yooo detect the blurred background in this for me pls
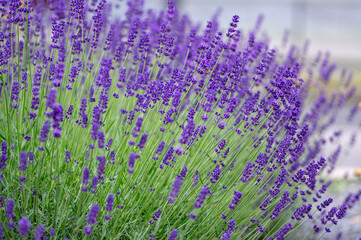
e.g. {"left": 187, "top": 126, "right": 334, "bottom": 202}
{"left": 142, "top": 0, "right": 361, "bottom": 72}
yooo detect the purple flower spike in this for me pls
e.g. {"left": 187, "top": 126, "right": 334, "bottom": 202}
{"left": 229, "top": 191, "right": 243, "bottom": 210}
{"left": 98, "top": 131, "right": 105, "bottom": 149}
{"left": 46, "top": 89, "right": 57, "bottom": 109}
{"left": 91, "top": 176, "right": 98, "bottom": 194}
{"left": 84, "top": 224, "right": 92, "bottom": 235}
{"left": 96, "top": 156, "right": 106, "bottom": 179}
{"left": 132, "top": 117, "right": 143, "bottom": 137}
{"left": 19, "top": 152, "right": 27, "bottom": 172}
{"left": 50, "top": 227, "right": 55, "bottom": 237}
{"left": 87, "top": 204, "right": 100, "bottom": 225}
{"left": 35, "top": 225, "right": 45, "bottom": 240}
{"left": 106, "top": 194, "right": 115, "bottom": 212}
{"left": 39, "top": 120, "right": 50, "bottom": 142}
{"left": 65, "top": 150, "right": 70, "bottom": 163}
{"left": 0, "top": 223, "right": 3, "bottom": 239}
{"left": 138, "top": 133, "right": 148, "bottom": 149}
{"left": 106, "top": 138, "right": 113, "bottom": 151}
{"left": 18, "top": 217, "right": 31, "bottom": 237}
{"left": 194, "top": 186, "right": 211, "bottom": 209}
{"left": 155, "top": 141, "right": 166, "bottom": 156}
{"left": 168, "top": 229, "right": 178, "bottom": 240}
{"left": 8, "top": 222, "right": 15, "bottom": 229}
{"left": 168, "top": 175, "right": 183, "bottom": 204}
{"left": 210, "top": 165, "right": 221, "bottom": 183}
{"left": 82, "top": 167, "right": 90, "bottom": 192}
{"left": 6, "top": 199, "right": 15, "bottom": 220}
{"left": 1, "top": 141, "right": 8, "bottom": 170}
{"left": 11, "top": 81, "right": 20, "bottom": 108}
{"left": 128, "top": 153, "right": 140, "bottom": 174}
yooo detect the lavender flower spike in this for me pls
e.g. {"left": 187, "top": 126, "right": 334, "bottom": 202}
{"left": 168, "top": 175, "right": 183, "bottom": 204}
{"left": 87, "top": 204, "right": 100, "bottom": 225}
{"left": 168, "top": 229, "right": 178, "bottom": 240}
{"left": 84, "top": 224, "right": 92, "bottom": 235}
{"left": 6, "top": 199, "right": 15, "bottom": 220}
{"left": 128, "top": 153, "right": 140, "bottom": 174}
{"left": 35, "top": 225, "right": 45, "bottom": 240}
{"left": 18, "top": 151, "right": 27, "bottom": 172}
{"left": 18, "top": 217, "right": 31, "bottom": 237}
{"left": 82, "top": 167, "right": 90, "bottom": 192}
{"left": 39, "top": 120, "right": 50, "bottom": 142}
{"left": 106, "top": 194, "right": 115, "bottom": 212}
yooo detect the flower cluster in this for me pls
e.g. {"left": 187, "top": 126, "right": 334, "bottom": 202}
{"left": 0, "top": 0, "right": 359, "bottom": 239}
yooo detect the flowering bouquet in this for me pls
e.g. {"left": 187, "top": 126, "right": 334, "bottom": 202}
{"left": 0, "top": 0, "right": 360, "bottom": 239}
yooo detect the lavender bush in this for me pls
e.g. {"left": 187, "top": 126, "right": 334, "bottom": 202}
{"left": 0, "top": 0, "right": 360, "bottom": 239}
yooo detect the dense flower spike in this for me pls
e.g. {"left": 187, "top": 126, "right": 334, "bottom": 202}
{"left": 106, "top": 194, "right": 115, "bottom": 212}
{"left": 0, "top": 141, "right": 8, "bottom": 170}
{"left": 168, "top": 229, "right": 178, "bottom": 240}
{"left": 90, "top": 176, "right": 99, "bottom": 194}
{"left": 19, "top": 152, "right": 27, "bottom": 172}
{"left": 194, "top": 186, "right": 212, "bottom": 209}
{"left": 6, "top": 199, "right": 15, "bottom": 220}
{"left": 0, "top": 0, "right": 359, "bottom": 239}
{"left": 138, "top": 133, "right": 148, "bottom": 149}
{"left": 34, "top": 225, "right": 45, "bottom": 240}
{"left": 128, "top": 153, "right": 140, "bottom": 174}
{"left": 87, "top": 204, "right": 100, "bottom": 225}
{"left": 132, "top": 117, "right": 143, "bottom": 137}
{"left": 82, "top": 167, "right": 90, "bottom": 192}
{"left": 39, "top": 120, "right": 50, "bottom": 142}
{"left": 96, "top": 156, "right": 106, "bottom": 179}
{"left": 168, "top": 174, "right": 184, "bottom": 204}
{"left": 105, "top": 194, "right": 115, "bottom": 220}
{"left": 18, "top": 217, "right": 31, "bottom": 237}
{"left": 229, "top": 191, "right": 243, "bottom": 210}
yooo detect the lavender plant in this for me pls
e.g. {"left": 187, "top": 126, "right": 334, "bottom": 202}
{"left": 0, "top": 0, "right": 360, "bottom": 239}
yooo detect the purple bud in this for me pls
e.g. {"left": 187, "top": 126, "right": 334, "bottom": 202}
{"left": 189, "top": 213, "right": 197, "bottom": 219}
